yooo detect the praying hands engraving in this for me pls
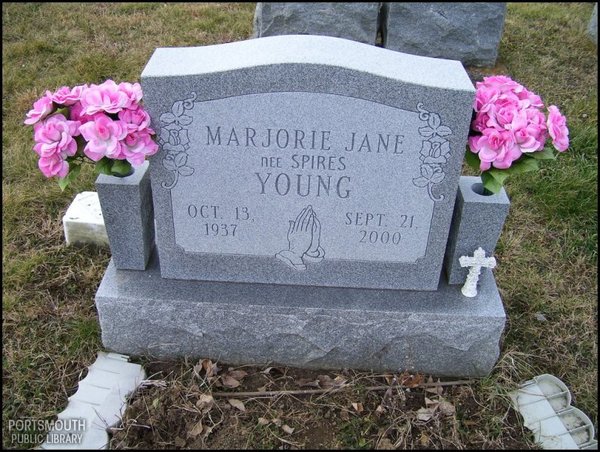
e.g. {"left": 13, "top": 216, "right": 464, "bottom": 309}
{"left": 276, "top": 205, "right": 325, "bottom": 271}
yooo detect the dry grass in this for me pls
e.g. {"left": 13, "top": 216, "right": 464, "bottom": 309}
{"left": 2, "top": 2, "right": 597, "bottom": 449}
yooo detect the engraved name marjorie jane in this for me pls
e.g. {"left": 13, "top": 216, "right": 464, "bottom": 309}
{"left": 200, "top": 124, "right": 406, "bottom": 199}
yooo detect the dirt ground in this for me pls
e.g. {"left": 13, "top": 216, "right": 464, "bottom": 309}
{"left": 109, "top": 360, "right": 536, "bottom": 449}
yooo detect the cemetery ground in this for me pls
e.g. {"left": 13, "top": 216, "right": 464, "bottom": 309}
{"left": 2, "top": 2, "right": 597, "bottom": 450}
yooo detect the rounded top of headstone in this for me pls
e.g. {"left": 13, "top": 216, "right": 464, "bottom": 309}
{"left": 142, "top": 35, "right": 474, "bottom": 92}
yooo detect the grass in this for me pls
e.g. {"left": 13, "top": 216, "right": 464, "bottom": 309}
{"left": 2, "top": 2, "right": 597, "bottom": 449}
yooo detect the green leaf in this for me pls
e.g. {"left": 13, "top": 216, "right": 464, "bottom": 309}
{"left": 487, "top": 168, "right": 510, "bottom": 184}
{"left": 110, "top": 159, "right": 134, "bottom": 177}
{"left": 481, "top": 171, "right": 503, "bottom": 194}
{"left": 464, "top": 150, "right": 481, "bottom": 170}
{"left": 94, "top": 157, "right": 113, "bottom": 175}
{"left": 527, "top": 147, "right": 557, "bottom": 160}
{"left": 57, "top": 164, "right": 81, "bottom": 191}
{"left": 509, "top": 156, "right": 540, "bottom": 174}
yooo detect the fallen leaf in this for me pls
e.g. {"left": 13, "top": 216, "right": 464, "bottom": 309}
{"left": 333, "top": 375, "right": 348, "bottom": 386}
{"left": 258, "top": 417, "right": 270, "bottom": 426}
{"left": 175, "top": 437, "right": 186, "bottom": 448}
{"left": 318, "top": 374, "right": 346, "bottom": 389}
{"left": 425, "top": 376, "right": 441, "bottom": 395}
{"left": 282, "top": 425, "right": 295, "bottom": 434}
{"left": 399, "top": 372, "right": 424, "bottom": 388}
{"left": 296, "top": 378, "right": 320, "bottom": 388}
{"left": 201, "top": 359, "right": 219, "bottom": 378}
{"left": 419, "top": 432, "right": 430, "bottom": 446}
{"left": 228, "top": 398, "right": 246, "bottom": 412}
{"left": 227, "top": 370, "right": 248, "bottom": 380}
{"left": 221, "top": 375, "right": 241, "bottom": 388}
{"left": 352, "top": 402, "right": 364, "bottom": 413}
{"left": 424, "top": 397, "right": 438, "bottom": 408}
{"left": 317, "top": 375, "right": 334, "bottom": 388}
{"left": 261, "top": 367, "right": 283, "bottom": 375}
{"left": 439, "top": 400, "right": 456, "bottom": 416}
{"left": 417, "top": 407, "right": 436, "bottom": 422}
{"left": 196, "top": 394, "right": 214, "bottom": 414}
{"left": 187, "top": 421, "right": 204, "bottom": 439}
{"left": 376, "top": 438, "right": 395, "bottom": 450}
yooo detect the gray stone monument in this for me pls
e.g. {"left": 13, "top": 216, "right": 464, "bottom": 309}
{"left": 253, "top": 3, "right": 381, "bottom": 45}
{"left": 588, "top": 4, "right": 597, "bottom": 45}
{"left": 95, "top": 35, "right": 509, "bottom": 377}
{"left": 382, "top": 3, "right": 507, "bottom": 67}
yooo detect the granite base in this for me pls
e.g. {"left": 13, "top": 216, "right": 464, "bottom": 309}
{"left": 95, "top": 251, "right": 506, "bottom": 377}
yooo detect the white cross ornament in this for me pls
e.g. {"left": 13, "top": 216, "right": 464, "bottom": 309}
{"left": 459, "top": 247, "right": 496, "bottom": 297}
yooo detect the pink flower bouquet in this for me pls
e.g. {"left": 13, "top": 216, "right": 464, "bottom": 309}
{"left": 24, "top": 80, "right": 158, "bottom": 190}
{"left": 466, "top": 75, "right": 569, "bottom": 194}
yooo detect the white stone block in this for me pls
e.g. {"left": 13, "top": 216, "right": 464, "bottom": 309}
{"left": 62, "top": 192, "right": 108, "bottom": 246}
{"left": 40, "top": 352, "right": 146, "bottom": 450}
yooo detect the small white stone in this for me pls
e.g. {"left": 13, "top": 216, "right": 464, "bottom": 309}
{"left": 40, "top": 352, "right": 145, "bottom": 450}
{"left": 62, "top": 192, "right": 108, "bottom": 246}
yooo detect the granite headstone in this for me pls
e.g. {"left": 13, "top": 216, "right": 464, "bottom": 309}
{"left": 382, "top": 3, "right": 507, "bottom": 67}
{"left": 95, "top": 35, "right": 508, "bottom": 377}
{"left": 253, "top": 2, "right": 381, "bottom": 45}
{"left": 141, "top": 35, "right": 475, "bottom": 290}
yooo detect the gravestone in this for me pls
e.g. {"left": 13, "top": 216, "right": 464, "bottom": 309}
{"left": 253, "top": 3, "right": 381, "bottom": 45}
{"left": 589, "top": 4, "right": 597, "bottom": 45}
{"left": 382, "top": 3, "right": 507, "bottom": 67}
{"left": 95, "top": 35, "right": 507, "bottom": 377}
{"left": 140, "top": 35, "right": 474, "bottom": 291}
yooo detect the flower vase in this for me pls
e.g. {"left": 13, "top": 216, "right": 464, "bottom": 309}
{"left": 95, "top": 161, "right": 155, "bottom": 270}
{"left": 444, "top": 175, "right": 510, "bottom": 285}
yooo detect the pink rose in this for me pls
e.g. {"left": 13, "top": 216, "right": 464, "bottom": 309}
{"left": 79, "top": 114, "right": 127, "bottom": 161}
{"left": 482, "top": 76, "right": 525, "bottom": 96}
{"left": 517, "top": 88, "right": 544, "bottom": 109}
{"left": 38, "top": 153, "right": 69, "bottom": 178}
{"left": 24, "top": 92, "right": 54, "bottom": 125}
{"left": 473, "top": 84, "right": 498, "bottom": 112}
{"left": 490, "top": 141, "right": 522, "bottom": 169}
{"left": 118, "top": 106, "right": 151, "bottom": 133}
{"left": 80, "top": 80, "right": 130, "bottom": 115}
{"left": 32, "top": 114, "right": 80, "bottom": 158}
{"left": 510, "top": 110, "right": 546, "bottom": 153}
{"left": 69, "top": 101, "right": 94, "bottom": 124}
{"left": 51, "top": 85, "right": 86, "bottom": 106}
{"left": 468, "top": 130, "right": 521, "bottom": 171}
{"left": 118, "top": 82, "right": 143, "bottom": 109}
{"left": 119, "top": 130, "right": 158, "bottom": 166}
{"left": 486, "top": 103, "right": 519, "bottom": 130}
{"left": 546, "top": 105, "right": 569, "bottom": 152}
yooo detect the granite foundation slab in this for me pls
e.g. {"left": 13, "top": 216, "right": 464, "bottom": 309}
{"left": 96, "top": 251, "right": 506, "bottom": 377}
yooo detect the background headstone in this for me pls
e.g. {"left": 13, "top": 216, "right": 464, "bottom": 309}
{"left": 253, "top": 2, "right": 381, "bottom": 45}
{"left": 588, "top": 3, "right": 597, "bottom": 45}
{"left": 382, "top": 3, "right": 507, "bottom": 67}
